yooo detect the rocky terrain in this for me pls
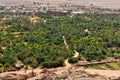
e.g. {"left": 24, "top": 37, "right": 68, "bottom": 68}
{"left": 0, "top": 0, "right": 120, "bottom": 9}
{"left": 1, "top": 67, "right": 120, "bottom": 80}
{"left": 28, "top": 68, "right": 109, "bottom": 80}
{"left": 0, "top": 68, "right": 110, "bottom": 80}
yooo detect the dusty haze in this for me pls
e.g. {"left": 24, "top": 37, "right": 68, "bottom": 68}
{"left": 0, "top": 0, "right": 120, "bottom": 9}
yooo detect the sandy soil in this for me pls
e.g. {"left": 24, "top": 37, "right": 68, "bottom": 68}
{"left": 73, "top": 50, "right": 79, "bottom": 58}
{"left": 81, "top": 69, "right": 120, "bottom": 78}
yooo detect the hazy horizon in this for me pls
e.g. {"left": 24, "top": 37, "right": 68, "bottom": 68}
{"left": 0, "top": 0, "right": 120, "bottom": 9}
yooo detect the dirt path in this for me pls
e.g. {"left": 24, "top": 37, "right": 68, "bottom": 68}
{"left": 63, "top": 35, "right": 79, "bottom": 69}
{"left": 63, "top": 35, "right": 80, "bottom": 67}
{"left": 63, "top": 36, "right": 69, "bottom": 49}
{"left": 73, "top": 50, "right": 79, "bottom": 58}
{"left": 64, "top": 59, "right": 72, "bottom": 69}
{"left": 64, "top": 50, "right": 79, "bottom": 69}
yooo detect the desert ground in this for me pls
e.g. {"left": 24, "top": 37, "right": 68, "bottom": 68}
{"left": 0, "top": 0, "right": 120, "bottom": 9}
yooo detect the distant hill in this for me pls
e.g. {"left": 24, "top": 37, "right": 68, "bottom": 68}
{"left": 0, "top": 0, "right": 120, "bottom": 9}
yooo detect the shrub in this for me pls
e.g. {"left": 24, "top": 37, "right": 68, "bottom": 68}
{"left": 41, "top": 57, "right": 64, "bottom": 68}
{"left": 41, "top": 61, "right": 52, "bottom": 68}
{"left": 68, "top": 57, "right": 78, "bottom": 63}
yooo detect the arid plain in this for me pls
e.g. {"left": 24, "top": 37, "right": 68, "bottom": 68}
{"left": 0, "top": 0, "right": 120, "bottom": 9}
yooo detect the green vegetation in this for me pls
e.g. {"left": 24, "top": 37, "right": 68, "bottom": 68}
{"left": 0, "top": 12, "right": 120, "bottom": 70}
{"left": 106, "top": 62, "right": 120, "bottom": 70}
{"left": 84, "top": 64, "right": 102, "bottom": 69}
{"left": 84, "top": 62, "right": 120, "bottom": 70}
{"left": 68, "top": 57, "right": 78, "bottom": 63}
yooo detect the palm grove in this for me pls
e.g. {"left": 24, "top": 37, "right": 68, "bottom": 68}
{"left": 0, "top": 12, "right": 120, "bottom": 72}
